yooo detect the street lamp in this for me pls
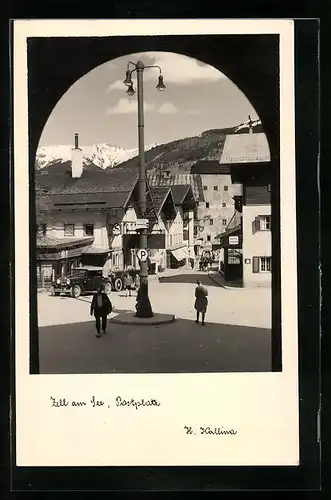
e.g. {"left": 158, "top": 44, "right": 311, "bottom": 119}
{"left": 124, "top": 60, "right": 166, "bottom": 318}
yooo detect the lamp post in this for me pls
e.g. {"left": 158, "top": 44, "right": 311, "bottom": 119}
{"left": 123, "top": 60, "right": 165, "bottom": 318}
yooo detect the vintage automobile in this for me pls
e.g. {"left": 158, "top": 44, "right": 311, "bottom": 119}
{"left": 50, "top": 266, "right": 141, "bottom": 297}
{"left": 50, "top": 266, "right": 112, "bottom": 298}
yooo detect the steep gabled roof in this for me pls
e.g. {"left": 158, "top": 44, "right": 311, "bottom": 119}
{"left": 36, "top": 162, "right": 138, "bottom": 211}
{"left": 220, "top": 133, "right": 271, "bottom": 164}
{"left": 170, "top": 185, "right": 191, "bottom": 204}
{"left": 171, "top": 185, "right": 196, "bottom": 210}
{"left": 50, "top": 192, "right": 130, "bottom": 210}
{"left": 150, "top": 187, "right": 176, "bottom": 216}
{"left": 147, "top": 172, "right": 204, "bottom": 202}
{"left": 36, "top": 161, "right": 138, "bottom": 195}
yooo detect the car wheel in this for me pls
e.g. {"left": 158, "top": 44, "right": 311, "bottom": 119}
{"left": 114, "top": 277, "right": 123, "bottom": 292}
{"left": 71, "top": 284, "right": 81, "bottom": 298}
{"left": 104, "top": 282, "right": 112, "bottom": 294}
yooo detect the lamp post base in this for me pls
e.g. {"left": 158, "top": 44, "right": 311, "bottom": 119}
{"left": 135, "top": 281, "right": 153, "bottom": 318}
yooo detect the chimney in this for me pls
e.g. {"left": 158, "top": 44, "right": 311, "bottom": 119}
{"left": 71, "top": 133, "right": 83, "bottom": 178}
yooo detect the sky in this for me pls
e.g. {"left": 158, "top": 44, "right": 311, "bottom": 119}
{"left": 39, "top": 51, "right": 259, "bottom": 150}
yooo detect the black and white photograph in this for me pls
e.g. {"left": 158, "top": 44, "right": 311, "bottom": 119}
{"left": 34, "top": 45, "right": 275, "bottom": 375}
{"left": 13, "top": 19, "right": 302, "bottom": 469}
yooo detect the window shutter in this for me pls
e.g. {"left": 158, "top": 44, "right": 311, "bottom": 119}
{"left": 252, "top": 256, "right": 260, "bottom": 273}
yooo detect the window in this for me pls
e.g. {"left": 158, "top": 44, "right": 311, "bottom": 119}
{"left": 203, "top": 186, "right": 208, "bottom": 191}
{"left": 222, "top": 219, "right": 227, "bottom": 226}
{"left": 260, "top": 215, "right": 271, "bottom": 230}
{"left": 228, "top": 249, "right": 242, "bottom": 265}
{"left": 213, "top": 186, "right": 218, "bottom": 191}
{"left": 72, "top": 269, "right": 87, "bottom": 277}
{"left": 64, "top": 224, "right": 75, "bottom": 236}
{"left": 84, "top": 224, "right": 94, "bottom": 236}
{"left": 222, "top": 202, "right": 226, "bottom": 208}
{"left": 224, "top": 185, "right": 228, "bottom": 191}
{"left": 254, "top": 215, "right": 271, "bottom": 231}
{"left": 207, "top": 235, "right": 211, "bottom": 242}
{"left": 252, "top": 256, "right": 272, "bottom": 273}
{"left": 206, "top": 202, "right": 210, "bottom": 208}
{"left": 260, "top": 257, "right": 272, "bottom": 272}
{"left": 209, "top": 219, "right": 213, "bottom": 225}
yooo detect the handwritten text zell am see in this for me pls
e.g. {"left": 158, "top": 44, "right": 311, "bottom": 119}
{"left": 50, "top": 397, "right": 238, "bottom": 436}
{"left": 50, "top": 396, "right": 160, "bottom": 410}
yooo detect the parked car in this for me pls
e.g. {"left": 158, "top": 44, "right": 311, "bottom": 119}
{"left": 108, "top": 268, "right": 140, "bottom": 292}
{"left": 50, "top": 266, "right": 112, "bottom": 298}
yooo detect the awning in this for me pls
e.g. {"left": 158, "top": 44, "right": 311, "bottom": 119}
{"left": 171, "top": 248, "right": 187, "bottom": 262}
{"left": 37, "top": 236, "right": 94, "bottom": 250}
{"left": 220, "top": 133, "right": 271, "bottom": 164}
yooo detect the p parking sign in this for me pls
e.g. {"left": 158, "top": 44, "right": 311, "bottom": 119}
{"left": 136, "top": 248, "right": 148, "bottom": 262}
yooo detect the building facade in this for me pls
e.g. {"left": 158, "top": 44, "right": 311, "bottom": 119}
{"left": 242, "top": 187, "right": 272, "bottom": 287}
{"left": 220, "top": 131, "right": 273, "bottom": 288}
{"left": 196, "top": 173, "right": 236, "bottom": 249}
{"left": 189, "top": 161, "right": 239, "bottom": 257}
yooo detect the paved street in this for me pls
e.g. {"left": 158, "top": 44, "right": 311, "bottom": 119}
{"left": 38, "top": 270, "right": 272, "bottom": 374}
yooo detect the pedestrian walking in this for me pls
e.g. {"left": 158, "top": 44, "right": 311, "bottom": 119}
{"left": 134, "top": 273, "right": 140, "bottom": 296}
{"left": 90, "top": 285, "right": 113, "bottom": 337}
{"left": 123, "top": 272, "right": 134, "bottom": 297}
{"left": 190, "top": 257, "right": 195, "bottom": 270}
{"left": 194, "top": 280, "right": 208, "bottom": 326}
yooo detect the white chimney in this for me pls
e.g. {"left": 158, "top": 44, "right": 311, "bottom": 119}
{"left": 71, "top": 133, "right": 83, "bottom": 178}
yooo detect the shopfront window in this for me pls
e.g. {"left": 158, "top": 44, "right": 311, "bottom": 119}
{"left": 64, "top": 224, "right": 75, "bottom": 236}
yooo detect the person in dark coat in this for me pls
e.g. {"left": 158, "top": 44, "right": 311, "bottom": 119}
{"left": 194, "top": 280, "right": 208, "bottom": 326}
{"left": 90, "top": 285, "right": 112, "bottom": 337}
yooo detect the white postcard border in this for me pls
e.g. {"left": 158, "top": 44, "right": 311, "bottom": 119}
{"left": 13, "top": 19, "right": 299, "bottom": 467}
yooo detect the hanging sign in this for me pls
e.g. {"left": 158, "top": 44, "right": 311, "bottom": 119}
{"left": 112, "top": 223, "right": 122, "bottom": 235}
{"left": 229, "top": 236, "right": 239, "bottom": 245}
{"left": 135, "top": 218, "right": 149, "bottom": 230}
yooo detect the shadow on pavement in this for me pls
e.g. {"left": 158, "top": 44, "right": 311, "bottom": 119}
{"left": 158, "top": 272, "right": 220, "bottom": 287}
{"left": 38, "top": 314, "right": 272, "bottom": 374}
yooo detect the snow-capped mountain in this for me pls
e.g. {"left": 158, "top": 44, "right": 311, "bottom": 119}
{"left": 36, "top": 142, "right": 159, "bottom": 169}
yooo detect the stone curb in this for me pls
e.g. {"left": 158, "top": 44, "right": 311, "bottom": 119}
{"left": 111, "top": 312, "right": 176, "bottom": 326}
{"left": 207, "top": 272, "right": 244, "bottom": 290}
